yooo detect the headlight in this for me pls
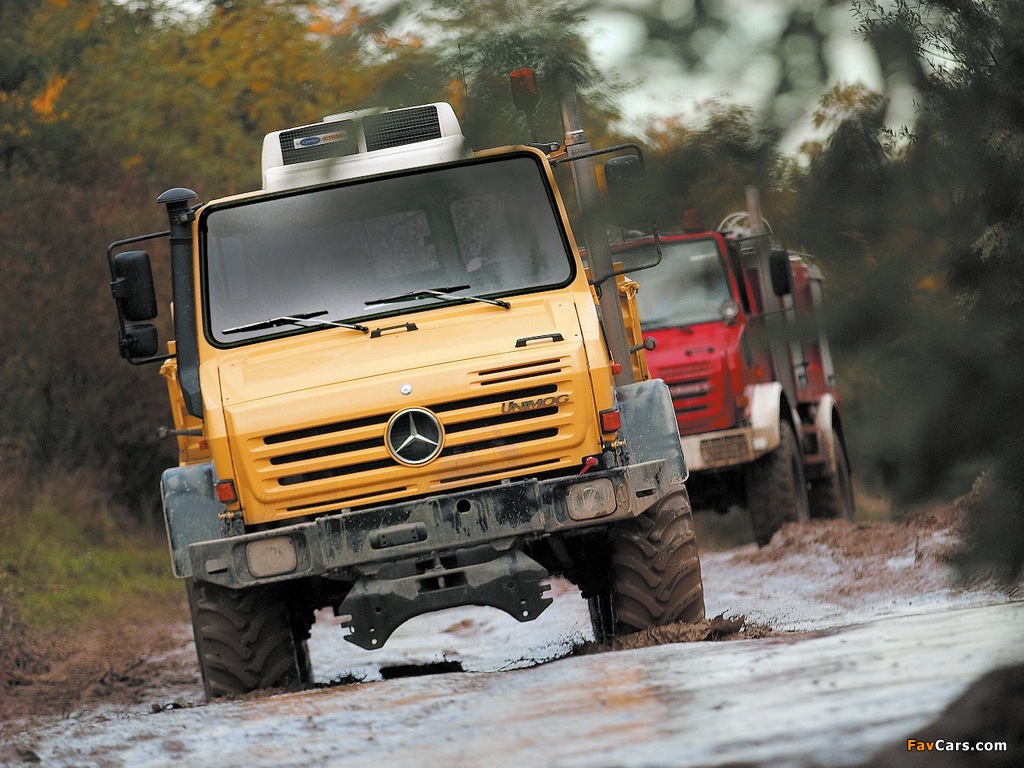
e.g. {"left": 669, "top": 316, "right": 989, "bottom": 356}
{"left": 246, "top": 537, "right": 298, "bottom": 578}
{"left": 566, "top": 478, "right": 617, "bottom": 521}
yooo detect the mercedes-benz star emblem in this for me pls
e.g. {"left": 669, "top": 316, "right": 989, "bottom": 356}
{"left": 386, "top": 407, "right": 444, "bottom": 465}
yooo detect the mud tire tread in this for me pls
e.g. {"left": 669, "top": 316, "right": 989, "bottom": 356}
{"left": 186, "top": 579, "right": 310, "bottom": 699}
{"left": 746, "top": 423, "right": 810, "bottom": 547}
{"left": 808, "top": 433, "right": 854, "bottom": 521}
{"left": 599, "top": 489, "right": 705, "bottom": 637}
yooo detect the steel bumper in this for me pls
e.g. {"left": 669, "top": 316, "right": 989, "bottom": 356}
{"left": 186, "top": 459, "right": 671, "bottom": 590}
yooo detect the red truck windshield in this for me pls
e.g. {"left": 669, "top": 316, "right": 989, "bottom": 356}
{"left": 618, "top": 237, "right": 732, "bottom": 329}
{"left": 199, "top": 154, "right": 574, "bottom": 346}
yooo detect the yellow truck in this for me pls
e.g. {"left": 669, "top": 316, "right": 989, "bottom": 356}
{"left": 106, "top": 92, "right": 704, "bottom": 698}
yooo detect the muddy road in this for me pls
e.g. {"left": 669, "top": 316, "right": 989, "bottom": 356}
{"left": 3, "top": 506, "right": 1022, "bottom": 767}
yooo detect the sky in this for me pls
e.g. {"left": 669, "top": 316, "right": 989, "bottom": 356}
{"left": 580, "top": 1, "right": 886, "bottom": 142}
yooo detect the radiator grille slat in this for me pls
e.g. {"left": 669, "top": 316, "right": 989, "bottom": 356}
{"left": 243, "top": 355, "right": 586, "bottom": 515}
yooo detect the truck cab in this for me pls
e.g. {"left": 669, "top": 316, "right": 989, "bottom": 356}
{"left": 615, "top": 207, "right": 854, "bottom": 545}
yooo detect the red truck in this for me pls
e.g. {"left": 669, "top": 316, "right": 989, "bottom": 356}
{"left": 614, "top": 191, "right": 854, "bottom": 545}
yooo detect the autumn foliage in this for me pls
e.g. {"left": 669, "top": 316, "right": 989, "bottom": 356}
{"left": 0, "top": 0, "right": 1021, "bottom": 583}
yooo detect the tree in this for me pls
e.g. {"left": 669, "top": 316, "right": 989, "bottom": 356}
{"left": 0, "top": 0, "right": 102, "bottom": 176}
{"left": 64, "top": 0, "right": 408, "bottom": 195}
{"left": 855, "top": 0, "right": 1024, "bottom": 579}
{"left": 403, "top": 0, "right": 623, "bottom": 148}
{"left": 641, "top": 100, "right": 785, "bottom": 230}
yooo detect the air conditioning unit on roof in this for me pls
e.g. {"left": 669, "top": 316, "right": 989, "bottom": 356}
{"left": 261, "top": 103, "right": 470, "bottom": 192}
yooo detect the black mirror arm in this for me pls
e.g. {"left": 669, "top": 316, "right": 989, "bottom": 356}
{"left": 107, "top": 230, "right": 173, "bottom": 366}
{"left": 120, "top": 337, "right": 173, "bottom": 366}
{"left": 106, "top": 230, "right": 170, "bottom": 278}
{"left": 589, "top": 224, "right": 663, "bottom": 294}
{"left": 550, "top": 142, "right": 646, "bottom": 169}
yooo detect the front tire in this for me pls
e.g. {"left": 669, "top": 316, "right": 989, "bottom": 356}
{"left": 589, "top": 488, "right": 705, "bottom": 641}
{"left": 746, "top": 421, "right": 810, "bottom": 547}
{"left": 186, "top": 579, "right": 313, "bottom": 699}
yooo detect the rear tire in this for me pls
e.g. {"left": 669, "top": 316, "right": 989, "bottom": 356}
{"left": 808, "top": 432, "right": 854, "bottom": 521}
{"left": 589, "top": 488, "right": 705, "bottom": 641}
{"left": 746, "top": 421, "right": 809, "bottom": 547}
{"left": 186, "top": 579, "right": 313, "bottom": 699}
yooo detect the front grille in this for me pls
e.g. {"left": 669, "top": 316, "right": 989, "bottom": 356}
{"left": 660, "top": 361, "right": 712, "bottom": 380}
{"left": 363, "top": 105, "right": 442, "bottom": 152}
{"left": 241, "top": 355, "right": 586, "bottom": 517}
{"left": 667, "top": 374, "right": 712, "bottom": 418}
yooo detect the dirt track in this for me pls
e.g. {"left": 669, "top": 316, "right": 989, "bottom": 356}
{"left": 2, "top": 504, "right": 1021, "bottom": 766}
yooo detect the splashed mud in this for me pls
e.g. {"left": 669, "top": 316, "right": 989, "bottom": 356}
{"left": 2, "top": 506, "right": 1021, "bottom": 767}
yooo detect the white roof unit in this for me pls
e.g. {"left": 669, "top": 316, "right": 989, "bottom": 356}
{"left": 261, "top": 103, "right": 470, "bottom": 192}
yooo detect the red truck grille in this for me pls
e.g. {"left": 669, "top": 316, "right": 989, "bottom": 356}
{"left": 663, "top": 362, "right": 713, "bottom": 417}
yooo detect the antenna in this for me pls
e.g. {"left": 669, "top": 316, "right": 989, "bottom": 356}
{"left": 458, "top": 44, "right": 471, "bottom": 131}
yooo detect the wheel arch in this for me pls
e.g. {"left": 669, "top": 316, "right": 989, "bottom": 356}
{"left": 813, "top": 394, "right": 849, "bottom": 476}
{"left": 747, "top": 381, "right": 800, "bottom": 453}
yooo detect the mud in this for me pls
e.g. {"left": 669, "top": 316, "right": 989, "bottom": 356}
{"left": 0, "top": 601, "right": 202, "bottom": 739}
{"left": 2, "top": 502, "right": 1021, "bottom": 767}
{"left": 576, "top": 613, "right": 749, "bottom": 654}
{"left": 861, "top": 662, "right": 1024, "bottom": 767}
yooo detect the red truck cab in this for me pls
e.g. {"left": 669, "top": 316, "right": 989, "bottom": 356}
{"left": 615, "top": 212, "right": 854, "bottom": 545}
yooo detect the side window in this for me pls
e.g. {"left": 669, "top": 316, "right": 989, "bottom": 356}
{"left": 209, "top": 236, "right": 251, "bottom": 303}
{"left": 725, "top": 241, "right": 752, "bottom": 314}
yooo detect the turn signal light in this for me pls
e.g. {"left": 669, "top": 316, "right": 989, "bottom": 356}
{"left": 600, "top": 408, "right": 622, "bottom": 433}
{"left": 214, "top": 479, "right": 238, "bottom": 504}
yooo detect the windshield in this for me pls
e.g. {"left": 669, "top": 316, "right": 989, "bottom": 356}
{"left": 618, "top": 238, "right": 732, "bottom": 328}
{"left": 200, "top": 154, "right": 573, "bottom": 345}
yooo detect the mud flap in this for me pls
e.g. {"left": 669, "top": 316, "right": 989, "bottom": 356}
{"left": 616, "top": 379, "right": 688, "bottom": 484}
{"left": 162, "top": 462, "right": 226, "bottom": 578}
{"left": 338, "top": 548, "right": 553, "bottom": 650}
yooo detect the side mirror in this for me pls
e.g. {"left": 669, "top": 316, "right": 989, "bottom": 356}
{"left": 604, "top": 155, "right": 650, "bottom": 231}
{"left": 768, "top": 248, "right": 793, "bottom": 297}
{"left": 119, "top": 323, "right": 159, "bottom": 360}
{"left": 112, "top": 250, "right": 158, "bottom": 321}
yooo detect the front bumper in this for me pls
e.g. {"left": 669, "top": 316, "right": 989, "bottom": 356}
{"left": 186, "top": 459, "right": 671, "bottom": 590}
{"left": 680, "top": 424, "right": 779, "bottom": 472}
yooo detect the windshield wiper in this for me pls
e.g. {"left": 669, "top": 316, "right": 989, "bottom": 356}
{"left": 223, "top": 310, "right": 368, "bottom": 335}
{"left": 365, "top": 284, "right": 511, "bottom": 310}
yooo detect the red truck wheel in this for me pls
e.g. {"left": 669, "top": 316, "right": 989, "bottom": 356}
{"left": 746, "top": 421, "right": 810, "bottom": 546}
{"left": 591, "top": 488, "right": 705, "bottom": 641}
{"left": 809, "top": 433, "right": 854, "bottom": 521}
{"left": 186, "top": 579, "right": 312, "bottom": 699}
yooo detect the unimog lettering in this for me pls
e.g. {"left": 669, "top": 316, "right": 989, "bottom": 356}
{"left": 502, "top": 394, "right": 571, "bottom": 413}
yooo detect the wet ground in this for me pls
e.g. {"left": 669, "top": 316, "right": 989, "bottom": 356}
{"left": 2, "top": 506, "right": 1021, "bottom": 766}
